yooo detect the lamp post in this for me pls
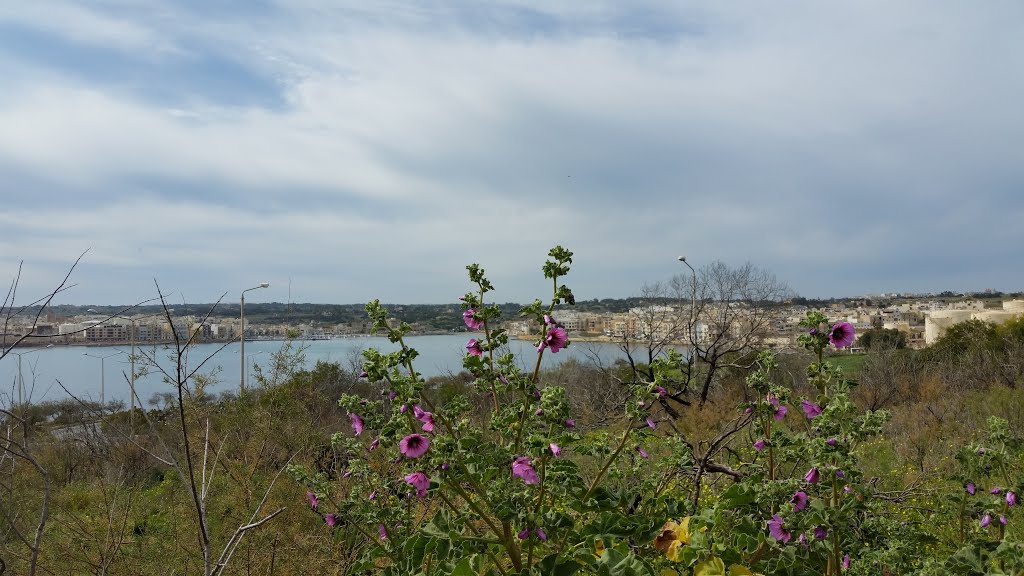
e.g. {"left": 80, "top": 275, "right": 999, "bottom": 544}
{"left": 677, "top": 256, "right": 698, "bottom": 344}
{"left": 11, "top": 344, "right": 53, "bottom": 405}
{"left": 82, "top": 350, "right": 125, "bottom": 407}
{"left": 240, "top": 283, "right": 270, "bottom": 393}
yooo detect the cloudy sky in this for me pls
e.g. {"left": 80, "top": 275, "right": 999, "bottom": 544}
{"left": 1, "top": 1, "right": 1022, "bottom": 306}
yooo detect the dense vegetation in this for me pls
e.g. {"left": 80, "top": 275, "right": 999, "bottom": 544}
{"left": 3, "top": 251, "right": 1023, "bottom": 575}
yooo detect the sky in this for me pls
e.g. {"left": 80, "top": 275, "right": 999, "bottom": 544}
{"left": 1, "top": 1, "right": 1022, "bottom": 306}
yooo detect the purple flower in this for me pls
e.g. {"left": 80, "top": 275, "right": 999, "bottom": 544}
{"left": 790, "top": 491, "right": 809, "bottom": 512}
{"left": 655, "top": 386, "right": 667, "bottom": 398}
{"left": 306, "top": 491, "right": 318, "bottom": 510}
{"left": 1008, "top": 491, "right": 1017, "bottom": 507}
{"left": 358, "top": 371, "right": 368, "bottom": 379}
{"left": 999, "top": 515, "right": 1008, "bottom": 525}
{"left": 535, "top": 408, "right": 545, "bottom": 416}
{"left": 368, "top": 439, "right": 380, "bottom": 452}
{"left": 349, "top": 413, "right": 364, "bottom": 436}
{"left": 767, "top": 514, "right": 791, "bottom": 543}
{"left": 543, "top": 314, "right": 555, "bottom": 326}
{"left": 325, "top": 513, "right": 339, "bottom": 527}
{"left": 388, "top": 390, "right": 397, "bottom": 400}
{"left": 466, "top": 338, "right": 484, "bottom": 357}
{"left": 463, "top": 308, "right": 484, "bottom": 330}
{"left": 536, "top": 528, "right": 547, "bottom": 541}
{"left": 541, "top": 326, "right": 569, "bottom": 353}
{"left": 646, "top": 417, "right": 656, "bottom": 430}
{"left": 990, "top": 487, "right": 1002, "bottom": 495}
{"left": 801, "top": 400, "right": 823, "bottom": 419}
{"left": 981, "top": 514, "right": 991, "bottom": 528}
{"left": 549, "top": 443, "right": 561, "bottom": 457}
{"left": 378, "top": 524, "right": 388, "bottom": 540}
{"left": 769, "top": 395, "right": 787, "bottom": 421}
{"left": 636, "top": 446, "right": 649, "bottom": 459}
{"left": 814, "top": 526, "right": 828, "bottom": 540}
{"left": 753, "top": 439, "right": 767, "bottom": 452}
{"left": 804, "top": 467, "right": 820, "bottom": 484}
{"left": 343, "top": 470, "right": 352, "bottom": 478}
{"left": 797, "top": 532, "right": 807, "bottom": 547}
{"left": 517, "top": 528, "right": 530, "bottom": 540}
{"left": 826, "top": 438, "right": 838, "bottom": 447}
{"left": 369, "top": 491, "right": 377, "bottom": 500}
{"left": 400, "top": 404, "right": 408, "bottom": 413}
{"left": 404, "top": 472, "right": 430, "bottom": 498}
{"left": 966, "top": 482, "right": 976, "bottom": 495}
{"left": 399, "top": 434, "right": 431, "bottom": 459}
{"left": 512, "top": 456, "right": 539, "bottom": 484}
{"left": 441, "top": 462, "right": 450, "bottom": 470}
{"left": 413, "top": 406, "right": 435, "bottom": 432}
{"left": 842, "top": 554, "right": 851, "bottom": 570}
{"left": 836, "top": 469, "right": 845, "bottom": 479}
{"left": 565, "top": 419, "right": 575, "bottom": 428}
{"left": 829, "top": 322, "right": 856, "bottom": 349}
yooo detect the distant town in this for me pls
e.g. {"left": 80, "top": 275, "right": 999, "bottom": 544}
{"left": 7, "top": 291, "right": 1024, "bottom": 351}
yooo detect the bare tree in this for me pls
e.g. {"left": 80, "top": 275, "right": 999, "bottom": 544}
{"left": 673, "top": 261, "right": 792, "bottom": 408}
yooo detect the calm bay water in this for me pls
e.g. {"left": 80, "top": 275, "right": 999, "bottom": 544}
{"left": 2, "top": 335, "right": 628, "bottom": 407}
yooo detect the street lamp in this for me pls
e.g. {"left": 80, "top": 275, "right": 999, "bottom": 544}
{"left": 10, "top": 344, "right": 53, "bottom": 405}
{"left": 82, "top": 350, "right": 125, "bottom": 407}
{"left": 240, "top": 283, "right": 270, "bottom": 392}
{"left": 677, "top": 256, "right": 698, "bottom": 339}
{"left": 111, "top": 312, "right": 168, "bottom": 428}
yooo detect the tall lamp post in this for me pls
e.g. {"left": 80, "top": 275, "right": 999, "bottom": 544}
{"left": 82, "top": 350, "right": 125, "bottom": 407}
{"left": 11, "top": 344, "right": 53, "bottom": 405}
{"left": 112, "top": 312, "right": 169, "bottom": 428}
{"left": 240, "top": 283, "right": 270, "bottom": 393}
{"left": 677, "top": 256, "right": 698, "bottom": 340}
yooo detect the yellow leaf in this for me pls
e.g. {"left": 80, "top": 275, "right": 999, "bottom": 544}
{"left": 694, "top": 556, "right": 727, "bottom": 576}
{"left": 594, "top": 539, "right": 606, "bottom": 558}
{"left": 727, "top": 565, "right": 753, "bottom": 576}
{"left": 659, "top": 570, "right": 679, "bottom": 576}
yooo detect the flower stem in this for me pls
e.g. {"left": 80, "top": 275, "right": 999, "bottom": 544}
{"left": 582, "top": 421, "right": 635, "bottom": 502}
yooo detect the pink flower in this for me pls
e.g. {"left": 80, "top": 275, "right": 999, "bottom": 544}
{"left": 463, "top": 308, "right": 484, "bottom": 330}
{"left": 349, "top": 413, "right": 364, "bottom": 436}
{"left": 800, "top": 400, "right": 823, "bottom": 419}
{"left": 981, "top": 514, "right": 991, "bottom": 527}
{"left": 540, "top": 326, "right": 569, "bottom": 353}
{"left": 368, "top": 439, "right": 380, "bottom": 451}
{"left": 1007, "top": 491, "right": 1017, "bottom": 507}
{"left": 413, "top": 405, "right": 435, "bottom": 432}
{"left": 325, "top": 513, "right": 339, "bottom": 527}
{"left": 826, "top": 438, "right": 838, "bottom": 447}
{"left": 768, "top": 395, "right": 787, "bottom": 420}
{"left": 512, "top": 456, "right": 539, "bottom": 484}
{"left": 306, "top": 491, "right": 318, "bottom": 510}
{"left": 829, "top": 322, "right": 856, "bottom": 349}
{"left": 654, "top": 386, "right": 667, "bottom": 398}
{"left": 399, "top": 434, "right": 431, "bottom": 459}
{"left": 536, "top": 528, "right": 547, "bottom": 541}
{"left": 565, "top": 419, "right": 575, "bottom": 428}
{"left": 369, "top": 491, "right": 377, "bottom": 500}
{"left": 966, "top": 482, "right": 976, "bottom": 495}
{"left": 404, "top": 472, "right": 430, "bottom": 498}
{"left": 804, "top": 467, "right": 820, "bottom": 484}
{"left": 753, "top": 439, "right": 766, "bottom": 451}
{"left": 378, "top": 524, "right": 388, "bottom": 540}
{"left": 636, "top": 446, "right": 649, "bottom": 459}
{"left": 842, "top": 554, "right": 851, "bottom": 569}
{"left": 646, "top": 417, "right": 656, "bottom": 430}
{"left": 549, "top": 443, "right": 561, "bottom": 457}
{"left": 767, "top": 514, "right": 790, "bottom": 543}
{"left": 466, "top": 338, "right": 484, "bottom": 356}
{"left": 999, "top": 515, "right": 1008, "bottom": 525}
{"left": 543, "top": 314, "right": 555, "bottom": 326}
{"left": 790, "top": 491, "right": 809, "bottom": 512}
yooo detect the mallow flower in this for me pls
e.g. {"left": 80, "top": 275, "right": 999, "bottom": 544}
{"left": 463, "top": 308, "right": 484, "bottom": 330}
{"left": 512, "top": 456, "right": 539, "bottom": 484}
{"left": 769, "top": 395, "right": 787, "bottom": 420}
{"left": 541, "top": 326, "right": 569, "bottom": 353}
{"left": 790, "top": 491, "right": 809, "bottom": 512}
{"left": 399, "top": 434, "right": 430, "bottom": 459}
{"left": 753, "top": 439, "right": 767, "bottom": 451}
{"left": 829, "top": 322, "right": 856, "bottom": 349}
{"left": 801, "top": 400, "right": 823, "bottom": 419}
{"left": 804, "top": 467, "right": 820, "bottom": 484}
{"left": 404, "top": 472, "right": 430, "bottom": 498}
{"left": 325, "top": 513, "right": 339, "bottom": 527}
{"left": 306, "top": 491, "right": 318, "bottom": 510}
{"left": 767, "top": 514, "right": 791, "bottom": 543}
{"left": 966, "top": 482, "right": 976, "bottom": 495}
{"left": 349, "top": 413, "right": 364, "bottom": 436}
{"left": 549, "top": 443, "right": 561, "bottom": 457}
{"left": 466, "top": 338, "right": 484, "bottom": 357}
{"left": 1007, "top": 491, "right": 1017, "bottom": 507}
